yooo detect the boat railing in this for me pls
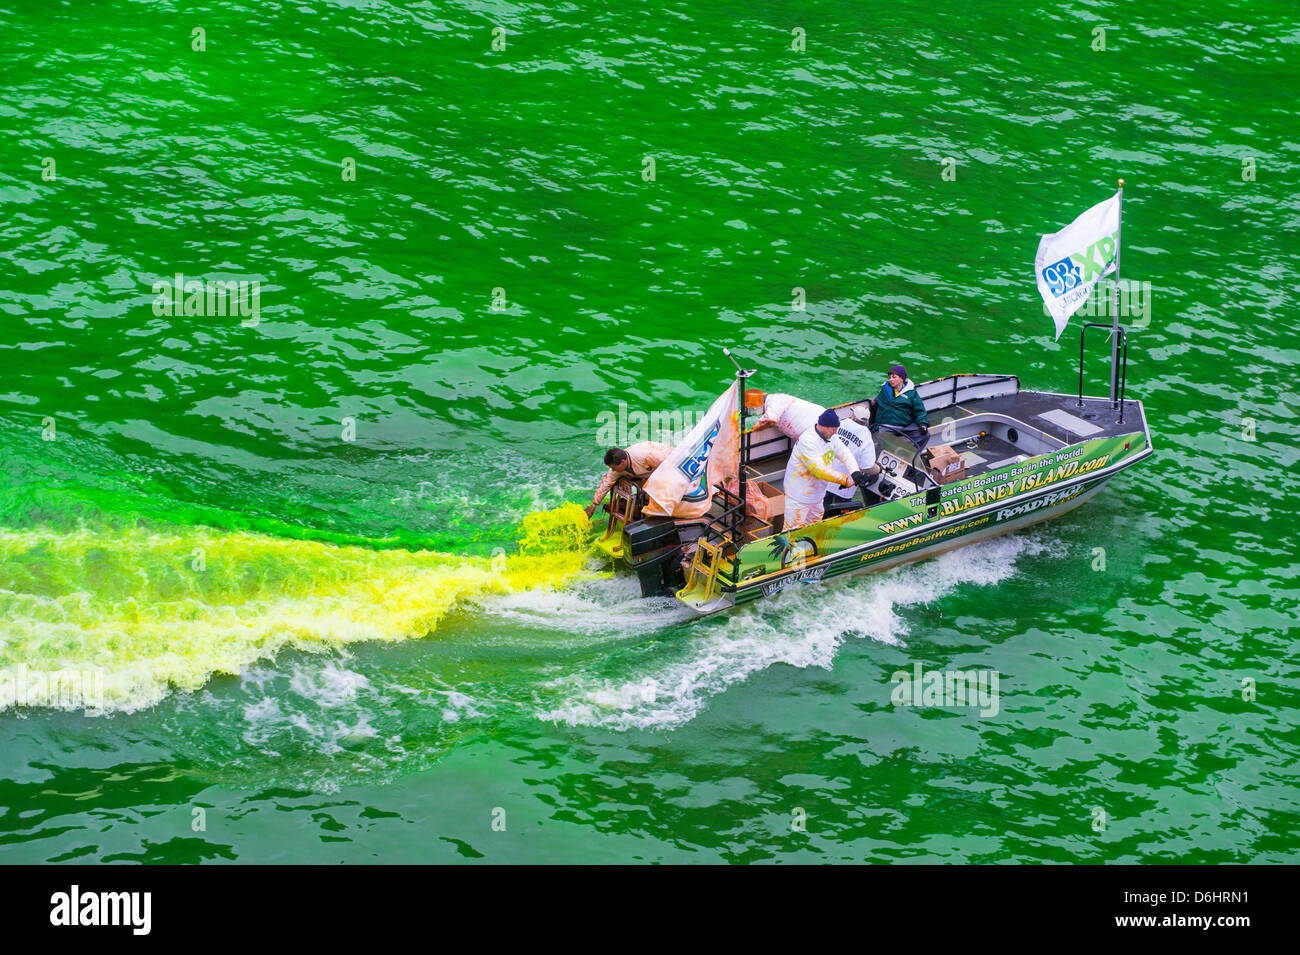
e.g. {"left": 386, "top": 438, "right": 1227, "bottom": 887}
{"left": 1078, "top": 323, "right": 1129, "bottom": 422}
{"left": 601, "top": 475, "right": 644, "bottom": 539}
{"left": 700, "top": 482, "right": 745, "bottom": 549}
{"left": 682, "top": 537, "right": 728, "bottom": 605}
{"left": 918, "top": 373, "right": 1021, "bottom": 413}
{"left": 741, "top": 426, "right": 790, "bottom": 462}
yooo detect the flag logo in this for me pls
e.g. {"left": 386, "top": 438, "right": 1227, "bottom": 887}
{"left": 1041, "top": 256, "right": 1082, "bottom": 298}
{"left": 677, "top": 422, "right": 721, "bottom": 502}
{"left": 1035, "top": 190, "right": 1122, "bottom": 339}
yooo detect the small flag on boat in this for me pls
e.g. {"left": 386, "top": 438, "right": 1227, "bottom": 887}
{"left": 642, "top": 383, "right": 739, "bottom": 520}
{"left": 1035, "top": 190, "right": 1121, "bottom": 340}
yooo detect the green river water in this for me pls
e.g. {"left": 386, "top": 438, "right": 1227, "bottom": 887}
{"left": 1, "top": 0, "right": 1297, "bottom": 863}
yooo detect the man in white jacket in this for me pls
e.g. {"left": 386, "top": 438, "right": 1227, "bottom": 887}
{"left": 756, "top": 392, "right": 822, "bottom": 441}
{"left": 825, "top": 406, "right": 882, "bottom": 507}
{"left": 782, "top": 409, "right": 859, "bottom": 531}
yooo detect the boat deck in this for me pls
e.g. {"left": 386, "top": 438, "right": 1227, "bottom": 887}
{"left": 948, "top": 390, "right": 1148, "bottom": 445}
{"left": 745, "top": 390, "right": 1146, "bottom": 492}
{"left": 912, "top": 389, "right": 1149, "bottom": 480}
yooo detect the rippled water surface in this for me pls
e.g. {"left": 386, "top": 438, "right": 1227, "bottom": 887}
{"left": 1, "top": 0, "right": 1297, "bottom": 862}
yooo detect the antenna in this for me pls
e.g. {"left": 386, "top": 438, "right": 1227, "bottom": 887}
{"left": 722, "top": 347, "right": 753, "bottom": 378}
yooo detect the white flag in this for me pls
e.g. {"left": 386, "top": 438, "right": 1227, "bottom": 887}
{"left": 642, "top": 383, "right": 739, "bottom": 520}
{"left": 1035, "top": 191, "right": 1121, "bottom": 340}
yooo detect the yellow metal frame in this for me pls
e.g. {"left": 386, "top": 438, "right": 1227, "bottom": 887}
{"left": 602, "top": 479, "right": 641, "bottom": 540}
{"left": 682, "top": 538, "right": 729, "bottom": 604}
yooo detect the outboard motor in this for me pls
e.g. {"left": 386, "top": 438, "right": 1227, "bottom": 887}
{"left": 621, "top": 517, "right": 684, "bottom": 597}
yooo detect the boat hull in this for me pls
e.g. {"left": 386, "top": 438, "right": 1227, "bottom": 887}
{"left": 731, "top": 474, "right": 1109, "bottom": 609}
{"left": 680, "top": 454, "right": 1139, "bottom": 615}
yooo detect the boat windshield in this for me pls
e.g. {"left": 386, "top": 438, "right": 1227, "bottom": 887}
{"left": 877, "top": 429, "right": 939, "bottom": 489}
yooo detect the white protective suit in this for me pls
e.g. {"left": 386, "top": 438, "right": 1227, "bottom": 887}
{"left": 760, "top": 393, "right": 822, "bottom": 442}
{"left": 826, "top": 418, "right": 878, "bottom": 500}
{"left": 762, "top": 394, "right": 877, "bottom": 503}
{"left": 782, "top": 426, "right": 857, "bottom": 530}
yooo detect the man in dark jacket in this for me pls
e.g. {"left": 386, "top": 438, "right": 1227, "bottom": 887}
{"left": 871, "top": 364, "right": 929, "bottom": 449}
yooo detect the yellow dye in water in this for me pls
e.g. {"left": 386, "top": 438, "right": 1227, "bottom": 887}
{"left": 0, "top": 503, "right": 597, "bottom": 713}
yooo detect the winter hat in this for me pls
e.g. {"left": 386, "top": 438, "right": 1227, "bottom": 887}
{"left": 817, "top": 408, "right": 840, "bottom": 429}
{"left": 889, "top": 364, "right": 907, "bottom": 380}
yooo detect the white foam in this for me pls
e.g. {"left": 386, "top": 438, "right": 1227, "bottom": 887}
{"left": 239, "top": 675, "right": 381, "bottom": 756}
{"left": 287, "top": 661, "right": 371, "bottom": 707}
{"left": 476, "top": 572, "right": 694, "bottom": 637}
{"left": 539, "top": 531, "right": 1052, "bottom": 731}
{"left": 240, "top": 696, "right": 287, "bottom": 749}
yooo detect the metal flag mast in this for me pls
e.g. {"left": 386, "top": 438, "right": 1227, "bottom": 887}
{"left": 1109, "top": 177, "right": 1124, "bottom": 408}
{"left": 1078, "top": 177, "right": 1128, "bottom": 424}
{"left": 723, "top": 348, "right": 753, "bottom": 555}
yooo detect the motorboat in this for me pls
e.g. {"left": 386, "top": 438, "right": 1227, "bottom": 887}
{"left": 603, "top": 333, "right": 1151, "bottom": 615}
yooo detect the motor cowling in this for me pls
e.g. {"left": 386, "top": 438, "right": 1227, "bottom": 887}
{"left": 621, "top": 517, "right": 684, "bottom": 597}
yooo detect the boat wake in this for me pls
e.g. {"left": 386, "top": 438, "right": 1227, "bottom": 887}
{"left": 0, "top": 504, "right": 597, "bottom": 714}
{"left": 1, "top": 467, "right": 1069, "bottom": 753}
{"left": 537, "top": 532, "right": 1065, "bottom": 731}
{"left": 475, "top": 572, "right": 694, "bottom": 640}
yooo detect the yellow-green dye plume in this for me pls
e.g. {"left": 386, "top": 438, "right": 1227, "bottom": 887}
{"left": 0, "top": 503, "right": 595, "bottom": 713}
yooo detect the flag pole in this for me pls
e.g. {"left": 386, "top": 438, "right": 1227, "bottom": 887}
{"left": 1109, "top": 178, "right": 1124, "bottom": 408}
{"left": 723, "top": 348, "right": 752, "bottom": 554}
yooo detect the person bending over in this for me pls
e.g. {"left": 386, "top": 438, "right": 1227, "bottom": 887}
{"left": 585, "top": 442, "right": 674, "bottom": 518}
